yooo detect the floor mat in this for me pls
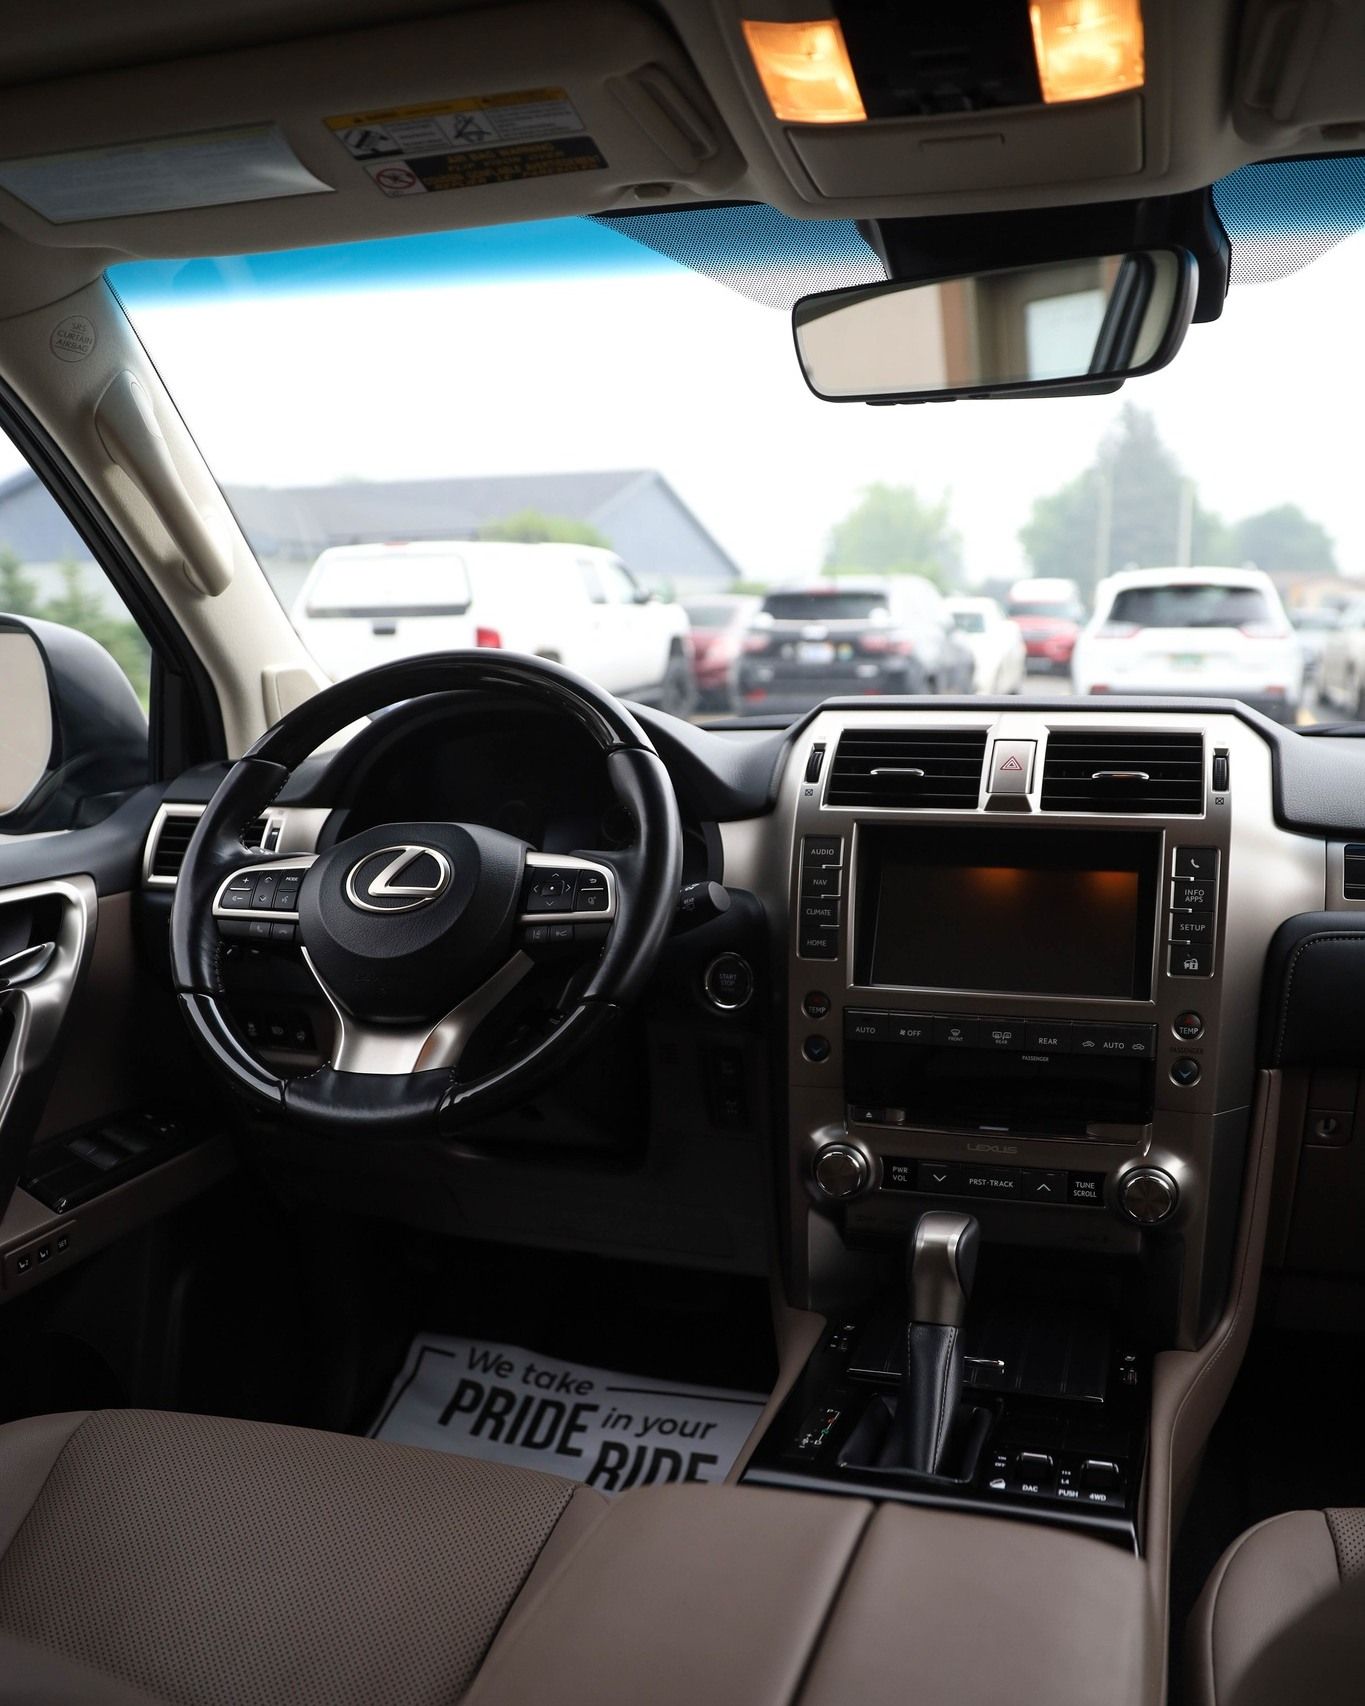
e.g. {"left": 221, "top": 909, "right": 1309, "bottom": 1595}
{"left": 372, "top": 1333, "right": 767, "bottom": 1495}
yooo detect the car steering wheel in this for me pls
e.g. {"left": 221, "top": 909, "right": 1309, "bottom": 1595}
{"left": 169, "top": 653, "right": 682, "bottom": 1136}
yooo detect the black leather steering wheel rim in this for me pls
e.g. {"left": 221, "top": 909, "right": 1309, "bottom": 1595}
{"left": 169, "top": 651, "right": 683, "bottom": 1137}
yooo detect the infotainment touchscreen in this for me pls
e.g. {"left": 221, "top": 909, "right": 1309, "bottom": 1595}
{"left": 858, "top": 826, "right": 1159, "bottom": 1000}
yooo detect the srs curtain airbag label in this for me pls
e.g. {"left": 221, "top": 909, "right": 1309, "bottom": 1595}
{"left": 373, "top": 1335, "right": 764, "bottom": 1493}
{"left": 325, "top": 88, "right": 607, "bottom": 197}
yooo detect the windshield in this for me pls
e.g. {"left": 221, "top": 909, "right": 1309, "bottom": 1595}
{"left": 683, "top": 602, "right": 740, "bottom": 628}
{"left": 1107, "top": 585, "right": 1275, "bottom": 629}
{"left": 93, "top": 157, "right": 1365, "bottom": 728}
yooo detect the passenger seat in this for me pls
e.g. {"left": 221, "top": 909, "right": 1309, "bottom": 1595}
{"left": 1188, "top": 1509, "right": 1365, "bottom": 1705}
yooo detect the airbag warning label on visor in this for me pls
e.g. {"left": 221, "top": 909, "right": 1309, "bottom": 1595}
{"left": 325, "top": 88, "right": 607, "bottom": 196}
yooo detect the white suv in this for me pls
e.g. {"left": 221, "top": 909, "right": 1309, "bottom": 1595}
{"left": 292, "top": 541, "right": 695, "bottom": 711}
{"left": 1072, "top": 566, "right": 1302, "bottom": 723}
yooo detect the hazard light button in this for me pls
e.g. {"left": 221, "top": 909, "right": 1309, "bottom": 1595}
{"left": 989, "top": 739, "right": 1036, "bottom": 795}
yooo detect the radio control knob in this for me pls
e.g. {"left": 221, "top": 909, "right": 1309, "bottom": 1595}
{"left": 813, "top": 1144, "right": 871, "bottom": 1202}
{"left": 1118, "top": 1168, "right": 1178, "bottom": 1227}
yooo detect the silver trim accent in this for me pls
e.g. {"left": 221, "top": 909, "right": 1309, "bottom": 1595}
{"left": 1091, "top": 770, "right": 1151, "bottom": 782}
{"left": 0, "top": 877, "right": 97, "bottom": 1143}
{"left": 211, "top": 855, "right": 317, "bottom": 921}
{"left": 0, "top": 942, "right": 57, "bottom": 990}
{"left": 704, "top": 952, "right": 753, "bottom": 1011}
{"left": 520, "top": 851, "right": 618, "bottom": 926}
{"left": 301, "top": 946, "right": 535, "bottom": 1075}
{"left": 344, "top": 844, "right": 452, "bottom": 913}
{"left": 868, "top": 767, "right": 925, "bottom": 779}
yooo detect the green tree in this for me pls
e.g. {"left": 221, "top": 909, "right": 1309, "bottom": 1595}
{"left": 41, "top": 560, "right": 151, "bottom": 705}
{"left": 1232, "top": 504, "right": 1337, "bottom": 576}
{"left": 1019, "top": 405, "right": 1234, "bottom": 599}
{"left": 0, "top": 546, "right": 41, "bottom": 617}
{"left": 479, "top": 510, "right": 611, "bottom": 547}
{"left": 823, "top": 483, "right": 962, "bottom": 591}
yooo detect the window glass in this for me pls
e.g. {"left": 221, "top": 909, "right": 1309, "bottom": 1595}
{"left": 1108, "top": 584, "right": 1274, "bottom": 628}
{"left": 761, "top": 592, "right": 887, "bottom": 621}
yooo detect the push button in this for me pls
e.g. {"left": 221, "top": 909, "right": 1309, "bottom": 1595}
{"left": 577, "top": 888, "right": 610, "bottom": 912}
{"left": 1168, "top": 912, "right": 1214, "bottom": 943}
{"left": 1068, "top": 1171, "right": 1106, "bottom": 1207}
{"left": 226, "top": 872, "right": 255, "bottom": 891}
{"left": 273, "top": 874, "right": 303, "bottom": 911}
{"left": 933, "top": 1017, "right": 981, "bottom": 1048}
{"left": 1170, "top": 1056, "right": 1201, "bottom": 1087}
{"left": 800, "top": 898, "right": 841, "bottom": 928}
{"left": 219, "top": 889, "right": 254, "bottom": 911}
{"left": 802, "top": 836, "right": 843, "bottom": 867}
{"left": 881, "top": 1157, "right": 918, "bottom": 1191}
{"left": 525, "top": 872, "right": 575, "bottom": 913}
{"left": 962, "top": 1167, "right": 1019, "bottom": 1199}
{"left": 798, "top": 927, "right": 838, "bottom": 961}
{"left": 845, "top": 1010, "right": 891, "bottom": 1043}
{"left": 1093, "top": 1025, "right": 1155, "bottom": 1059}
{"left": 982, "top": 1019, "right": 1025, "bottom": 1050}
{"left": 1174, "top": 848, "right": 1219, "bottom": 880}
{"left": 1169, "top": 943, "right": 1212, "bottom": 977}
{"left": 887, "top": 1014, "right": 934, "bottom": 1045}
{"left": 1025, "top": 1021, "right": 1071, "bottom": 1053}
{"left": 803, "top": 991, "right": 831, "bottom": 1020}
{"left": 989, "top": 739, "right": 1035, "bottom": 795}
{"left": 250, "top": 873, "right": 278, "bottom": 908}
{"left": 1028, "top": 1170, "right": 1067, "bottom": 1202}
{"left": 920, "top": 1162, "right": 963, "bottom": 1195}
{"left": 1172, "top": 878, "right": 1215, "bottom": 911}
{"left": 801, "top": 866, "right": 841, "bottom": 898}
{"left": 1173, "top": 1011, "right": 1204, "bottom": 1042}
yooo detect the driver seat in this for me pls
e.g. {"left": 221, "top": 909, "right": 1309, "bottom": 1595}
{"left": 0, "top": 1408, "right": 605, "bottom": 1705}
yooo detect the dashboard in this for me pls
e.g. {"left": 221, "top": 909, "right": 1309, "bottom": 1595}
{"left": 142, "top": 693, "right": 1365, "bottom": 1356}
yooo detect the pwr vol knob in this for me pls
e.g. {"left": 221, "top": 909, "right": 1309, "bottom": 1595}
{"left": 812, "top": 1144, "right": 871, "bottom": 1202}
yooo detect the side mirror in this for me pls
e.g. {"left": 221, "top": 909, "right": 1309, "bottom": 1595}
{"left": 793, "top": 249, "right": 1196, "bottom": 404}
{"left": 0, "top": 617, "right": 147, "bottom": 831}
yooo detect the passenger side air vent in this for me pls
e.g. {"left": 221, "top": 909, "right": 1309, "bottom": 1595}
{"left": 144, "top": 807, "right": 204, "bottom": 883}
{"left": 1040, "top": 731, "right": 1205, "bottom": 815}
{"left": 826, "top": 729, "right": 988, "bottom": 808}
{"left": 1344, "top": 845, "right": 1365, "bottom": 900}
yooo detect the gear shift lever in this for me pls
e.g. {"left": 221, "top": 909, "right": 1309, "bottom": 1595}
{"left": 896, "top": 1210, "right": 980, "bottom": 1475}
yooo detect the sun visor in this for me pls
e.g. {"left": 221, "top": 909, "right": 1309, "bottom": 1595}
{"left": 0, "top": 1, "right": 744, "bottom": 257}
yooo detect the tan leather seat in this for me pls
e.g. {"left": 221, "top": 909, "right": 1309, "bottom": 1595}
{"left": 1188, "top": 1508, "right": 1365, "bottom": 1706}
{"left": 0, "top": 1408, "right": 604, "bottom": 1706}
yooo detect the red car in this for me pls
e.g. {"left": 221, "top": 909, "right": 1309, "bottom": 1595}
{"left": 682, "top": 594, "right": 759, "bottom": 710}
{"left": 1008, "top": 598, "right": 1087, "bottom": 674}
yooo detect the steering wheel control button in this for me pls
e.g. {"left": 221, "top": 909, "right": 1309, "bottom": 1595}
{"left": 812, "top": 1144, "right": 869, "bottom": 1201}
{"left": 1170, "top": 1056, "right": 1202, "bottom": 1087}
{"left": 273, "top": 875, "right": 303, "bottom": 910}
{"left": 802, "top": 990, "right": 831, "bottom": 1021}
{"left": 1169, "top": 943, "right": 1212, "bottom": 977}
{"left": 1173, "top": 1011, "right": 1204, "bottom": 1041}
{"left": 1119, "top": 1168, "right": 1178, "bottom": 1226}
{"left": 1173, "top": 848, "right": 1219, "bottom": 880}
{"left": 220, "top": 888, "right": 254, "bottom": 910}
{"left": 803, "top": 1034, "right": 832, "bottom": 1063}
{"left": 269, "top": 922, "right": 296, "bottom": 943}
{"left": 251, "top": 873, "right": 278, "bottom": 908}
{"left": 704, "top": 953, "right": 754, "bottom": 1011}
{"left": 523, "top": 871, "right": 575, "bottom": 913}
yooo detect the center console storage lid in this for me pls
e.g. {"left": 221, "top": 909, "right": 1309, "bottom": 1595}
{"left": 464, "top": 1483, "right": 1153, "bottom": 1706}
{"left": 464, "top": 1484, "right": 871, "bottom": 1706}
{"left": 802, "top": 1503, "right": 1153, "bottom": 1706}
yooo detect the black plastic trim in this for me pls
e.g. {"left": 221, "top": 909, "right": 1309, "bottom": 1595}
{"left": 1260, "top": 913, "right": 1365, "bottom": 1068}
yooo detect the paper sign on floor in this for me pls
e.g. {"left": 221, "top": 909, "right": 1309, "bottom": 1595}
{"left": 372, "top": 1335, "right": 766, "bottom": 1494}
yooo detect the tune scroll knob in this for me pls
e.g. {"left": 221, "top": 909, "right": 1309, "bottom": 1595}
{"left": 1118, "top": 1168, "right": 1178, "bottom": 1227}
{"left": 812, "top": 1144, "right": 871, "bottom": 1202}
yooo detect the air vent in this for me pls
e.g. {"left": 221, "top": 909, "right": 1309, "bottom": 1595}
{"left": 145, "top": 808, "right": 204, "bottom": 883}
{"left": 827, "top": 729, "right": 988, "bottom": 808}
{"left": 241, "top": 816, "right": 269, "bottom": 851}
{"left": 1344, "top": 845, "right": 1365, "bottom": 900}
{"left": 1040, "top": 731, "right": 1204, "bottom": 815}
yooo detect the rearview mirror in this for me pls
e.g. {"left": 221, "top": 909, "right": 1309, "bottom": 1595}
{"left": 793, "top": 249, "right": 1196, "bottom": 403}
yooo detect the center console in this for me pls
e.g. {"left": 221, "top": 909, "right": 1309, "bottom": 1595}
{"left": 730, "top": 706, "right": 1324, "bottom": 1546}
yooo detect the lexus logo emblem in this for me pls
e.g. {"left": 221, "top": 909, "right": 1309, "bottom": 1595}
{"left": 344, "top": 845, "right": 452, "bottom": 913}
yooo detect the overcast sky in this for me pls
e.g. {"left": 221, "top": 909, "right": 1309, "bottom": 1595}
{"left": 7, "top": 223, "right": 1361, "bottom": 589}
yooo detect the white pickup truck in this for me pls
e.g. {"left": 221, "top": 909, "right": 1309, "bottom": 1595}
{"left": 291, "top": 541, "right": 696, "bottom": 712}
